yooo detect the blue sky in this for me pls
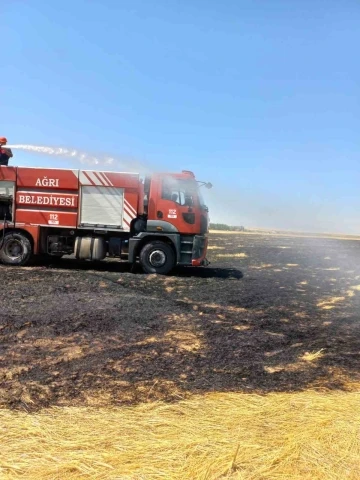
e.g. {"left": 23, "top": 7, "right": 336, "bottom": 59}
{"left": 2, "top": 0, "right": 360, "bottom": 232}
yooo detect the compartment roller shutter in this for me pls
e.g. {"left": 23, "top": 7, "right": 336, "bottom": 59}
{"left": 80, "top": 186, "right": 124, "bottom": 228}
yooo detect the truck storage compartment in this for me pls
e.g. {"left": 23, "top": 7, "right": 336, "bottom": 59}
{"left": 74, "top": 237, "right": 106, "bottom": 261}
{"left": 0, "top": 196, "right": 12, "bottom": 222}
{"left": 80, "top": 186, "right": 125, "bottom": 228}
{"left": 0, "top": 181, "right": 14, "bottom": 222}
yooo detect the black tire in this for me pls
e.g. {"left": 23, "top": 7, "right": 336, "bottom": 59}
{"left": 139, "top": 240, "right": 176, "bottom": 275}
{"left": 0, "top": 232, "right": 33, "bottom": 266}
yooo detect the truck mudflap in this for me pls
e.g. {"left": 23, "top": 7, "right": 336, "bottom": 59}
{"left": 191, "top": 235, "right": 209, "bottom": 266}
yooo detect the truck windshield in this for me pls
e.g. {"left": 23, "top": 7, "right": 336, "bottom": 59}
{"left": 162, "top": 178, "right": 203, "bottom": 207}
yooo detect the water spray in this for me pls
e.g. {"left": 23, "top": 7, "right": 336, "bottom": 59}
{"left": 5, "top": 144, "right": 153, "bottom": 174}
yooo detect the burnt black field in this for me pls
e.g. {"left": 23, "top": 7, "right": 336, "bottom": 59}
{"left": 1, "top": 232, "right": 360, "bottom": 409}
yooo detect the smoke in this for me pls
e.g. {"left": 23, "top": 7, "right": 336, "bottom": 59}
{"left": 6, "top": 144, "right": 154, "bottom": 174}
{"left": 6, "top": 145, "right": 356, "bottom": 235}
{"left": 205, "top": 182, "right": 360, "bottom": 235}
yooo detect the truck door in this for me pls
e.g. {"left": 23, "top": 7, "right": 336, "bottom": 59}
{"left": 152, "top": 177, "right": 199, "bottom": 234}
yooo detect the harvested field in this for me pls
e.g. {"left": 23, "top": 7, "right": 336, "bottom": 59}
{"left": 1, "top": 232, "right": 360, "bottom": 479}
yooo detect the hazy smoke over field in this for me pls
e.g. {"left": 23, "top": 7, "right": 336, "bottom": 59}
{"left": 6, "top": 144, "right": 153, "bottom": 174}
{"left": 6, "top": 144, "right": 359, "bottom": 235}
{"left": 205, "top": 183, "right": 359, "bottom": 235}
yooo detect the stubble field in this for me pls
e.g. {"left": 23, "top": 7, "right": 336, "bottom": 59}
{"left": 1, "top": 232, "right": 360, "bottom": 479}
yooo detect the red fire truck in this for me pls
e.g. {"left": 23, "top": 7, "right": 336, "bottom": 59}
{"left": 0, "top": 165, "right": 210, "bottom": 274}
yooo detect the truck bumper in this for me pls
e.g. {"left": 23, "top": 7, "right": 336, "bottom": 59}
{"left": 192, "top": 257, "right": 210, "bottom": 267}
{"left": 191, "top": 235, "right": 209, "bottom": 266}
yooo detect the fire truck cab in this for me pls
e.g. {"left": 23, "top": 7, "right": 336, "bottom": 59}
{"left": 0, "top": 166, "right": 210, "bottom": 274}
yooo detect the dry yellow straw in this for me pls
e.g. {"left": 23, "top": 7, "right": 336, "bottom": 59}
{"left": 1, "top": 389, "right": 360, "bottom": 480}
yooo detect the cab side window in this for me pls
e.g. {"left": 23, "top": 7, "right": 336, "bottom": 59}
{"left": 162, "top": 181, "right": 188, "bottom": 206}
{"left": 161, "top": 179, "right": 194, "bottom": 206}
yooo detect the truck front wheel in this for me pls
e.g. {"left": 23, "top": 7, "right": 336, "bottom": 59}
{"left": 139, "top": 240, "right": 175, "bottom": 275}
{"left": 0, "top": 232, "right": 33, "bottom": 266}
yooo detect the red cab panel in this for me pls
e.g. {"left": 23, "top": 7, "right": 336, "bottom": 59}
{"left": 148, "top": 173, "right": 207, "bottom": 235}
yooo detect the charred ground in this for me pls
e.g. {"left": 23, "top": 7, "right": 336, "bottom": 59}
{"left": 1, "top": 233, "right": 360, "bottom": 410}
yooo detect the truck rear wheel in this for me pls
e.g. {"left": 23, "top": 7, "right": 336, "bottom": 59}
{"left": 139, "top": 240, "right": 175, "bottom": 275}
{"left": 0, "top": 232, "right": 33, "bottom": 266}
